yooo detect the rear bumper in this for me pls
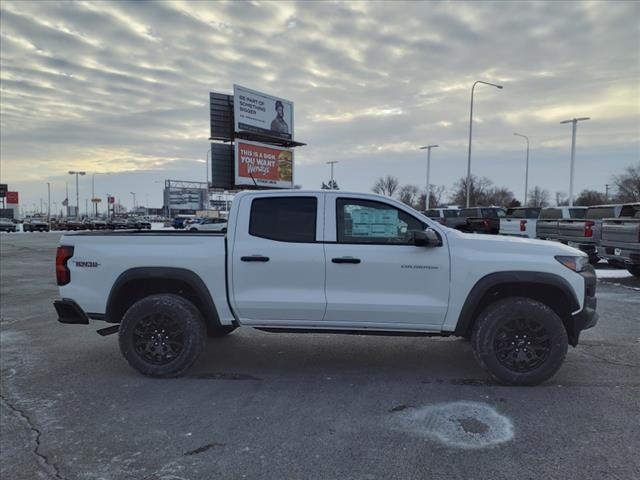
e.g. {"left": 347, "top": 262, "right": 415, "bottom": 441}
{"left": 596, "top": 245, "right": 640, "bottom": 265}
{"left": 53, "top": 299, "right": 89, "bottom": 325}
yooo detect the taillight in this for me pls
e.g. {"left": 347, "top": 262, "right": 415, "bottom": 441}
{"left": 439, "top": 218, "right": 447, "bottom": 225}
{"left": 483, "top": 219, "right": 490, "bottom": 231}
{"left": 519, "top": 220, "right": 527, "bottom": 232}
{"left": 56, "top": 246, "right": 74, "bottom": 286}
{"left": 584, "top": 221, "right": 594, "bottom": 238}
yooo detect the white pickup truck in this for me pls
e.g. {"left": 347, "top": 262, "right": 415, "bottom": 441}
{"left": 54, "top": 190, "right": 597, "bottom": 385}
{"left": 500, "top": 207, "right": 542, "bottom": 238}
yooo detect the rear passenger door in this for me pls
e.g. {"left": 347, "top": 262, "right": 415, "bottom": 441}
{"left": 230, "top": 194, "right": 326, "bottom": 323}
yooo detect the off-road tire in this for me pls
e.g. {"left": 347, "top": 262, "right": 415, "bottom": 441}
{"left": 471, "top": 296, "right": 568, "bottom": 386}
{"left": 119, "top": 294, "right": 205, "bottom": 377}
{"left": 207, "top": 325, "right": 237, "bottom": 338}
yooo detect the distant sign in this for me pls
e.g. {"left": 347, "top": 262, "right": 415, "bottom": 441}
{"left": 235, "top": 140, "right": 293, "bottom": 189}
{"left": 91, "top": 198, "right": 102, "bottom": 203}
{"left": 107, "top": 196, "right": 115, "bottom": 204}
{"left": 6, "top": 191, "right": 19, "bottom": 204}
{"left": 0, "top": 184, "right": 7, "bottom": 197}
{"left": 234, "top": 85, "right": 294, "bottom": 141}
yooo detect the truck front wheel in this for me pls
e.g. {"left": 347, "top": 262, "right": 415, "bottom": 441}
{"left": 119, "top": 294, "right": 205, "bottom": 377}
{"left": 471, "top": 297, "right": 568, "bottom": 386}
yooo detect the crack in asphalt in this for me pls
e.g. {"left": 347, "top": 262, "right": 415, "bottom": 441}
{"left": 0, "top": 394, "right": 67, "bottom": 480}
{"left": 575, "top": 349, "right": 640, "bottom": 368}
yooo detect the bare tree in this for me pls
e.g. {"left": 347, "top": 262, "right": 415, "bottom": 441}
{"left": 575, "top": 189, "right": 608, "bottom": 206}
{"left": 485, "top": 186, "right": 516, "bottom": 206}
{"left": 555, "top": 192, "right": 568, "bottom": 206}
{"left": 527, "top": 186, "right": 550, "bottom": 207}
{"left": 418, "top": 185, "right": 446, "bottom": 210}
{"left": 612, "top": 162, "right": 640, "bottom": 202}
{"left": 397, "top": 184, "right": 421, "bottom": 208}
{"left": 372, "top": 175, "right": 400, "bottom": 197}
{"left": 321, "top": 180, "right": 339, "bottom": 190}
{"left": 449, "top": 175, "right": 493, "bottom": 206}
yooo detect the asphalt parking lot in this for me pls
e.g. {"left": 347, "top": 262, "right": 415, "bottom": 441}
{"left": 1, "top": 232, "right": 639, "bottom": 480}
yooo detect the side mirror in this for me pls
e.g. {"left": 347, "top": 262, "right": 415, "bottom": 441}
{"left": 412, "top": 228, "right": 442, "bottom": 247}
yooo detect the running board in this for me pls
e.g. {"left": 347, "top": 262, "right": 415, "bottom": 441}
{"left": 96, "top": 325, "right": 119, "bottom": 336}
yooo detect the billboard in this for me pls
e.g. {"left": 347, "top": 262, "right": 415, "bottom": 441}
{"left": 234, "top": 85, "right": 294, "bottom": 141}
{"left": 235, "top": 140, "right": 293, "bottom": 189}
{"left": 164, "top": 187, "right": 207, "bottom": 211}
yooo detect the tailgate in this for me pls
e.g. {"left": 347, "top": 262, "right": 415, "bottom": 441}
{"left": 500, "top": 218, "right": 521, "bottom": 235}
{"left": 536, "top": 219, "right": 558, "bottom": 237}
{"left": 557, "top": 219, "right": 589, "bottom": 242}
{"left": 601, "top": 218, "right": 640, "bottom": 244}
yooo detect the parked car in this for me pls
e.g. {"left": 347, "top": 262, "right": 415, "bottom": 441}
{"left": 171, "top": 215, "right": 196, "bottom": 229}
{"left": 556, "top": 204, "right": 625, "bottom": 264}
{"left": 596, "top": 203, "right": 640, "bottom": 276}
{"left": 125, "top": 218, "right": 152, "bottom": 230}
{"left": 500, "top": 207, "right": 541, "bottom": 238}
{"left": 23, "top": 218, "right": 50, "bottom": 232}
{"left": 108, "top": 218, "right": 128, "bottom": 230}
{"left": 0, "top": 218, "right": 17, "bottom": 232}
{"left": 65, "top": 218, "right": 84, "bottom": 231}
{"left": 90, "top": 218, "right": 108, "bottom": 230}
{"left": 458, "top": 207, "right": 506, "bottom": 234}
{"left": 536, "top": 207, "right": 588, "bottom": 241}
{"left": 423, "top": 208, "right": 466, "bottom": 229}
{"left": 54, "top": 190, "right": 597, "bottom": 386}
{"left": 188, "top": 217, "right": 227, "bottom": 232}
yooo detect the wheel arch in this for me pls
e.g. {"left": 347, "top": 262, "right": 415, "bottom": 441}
{"left": 105, "top": 267, "right": 221, "bottom": 331}
{"left": 454, "top": 271, "right": 581, "bottom": 345}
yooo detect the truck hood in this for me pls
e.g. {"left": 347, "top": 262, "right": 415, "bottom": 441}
{"left": 444, "top": 228, "right": 586, "bottom": 257}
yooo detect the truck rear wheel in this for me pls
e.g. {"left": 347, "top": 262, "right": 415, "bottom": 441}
{"left": 119, "top": 294, "right": 205, "bottom": 377}
{"left": 471, "top": 297, "right": 568, "bottom": 386}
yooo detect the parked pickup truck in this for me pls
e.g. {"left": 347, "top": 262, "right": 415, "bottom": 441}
{"left": 53, "top": 190, "right": 597, "bottom": 386}
{"left": 500, "top": 207, "right": 541, "bottom": 238}
{"left": 536, "top": 207, "right": 587, "bottom": 241}
{"left": 556, "top": 204, "right": 624, "bottom": 264}
{"left": 458, "top": 207, "right": 506, "bottom": 235}
{"left": 596, "top": 203, "right": 640, "bottom": 276}
{"left": 423, "top": 208, "right": 466, "bottom": 229}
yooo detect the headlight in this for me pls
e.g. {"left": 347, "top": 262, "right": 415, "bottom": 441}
{"left": 555, "top": 255, "right": 588, "bottom": 273}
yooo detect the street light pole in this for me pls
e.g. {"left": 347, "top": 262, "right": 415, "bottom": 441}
{"left": 46, "top": 182, "right": 51, "bottom": 221}
{"left": 130, "top": 192, "right": 136, "bottom": 210}
{"left": 419, "top": 145, "right": 439, "bottom": 210}
{"left": 326, "top": 161, "right": 338, "bottom": 189}
{"left": 466, "top": 80, "right": 503, "bottom": 207}
{"left": 513, "top": 133, "right": 530, "bottom": 206}
{"left": 68, "top": 171, "right": 86, "bottom": 217}
{"left": 560, "top": 117, "right": 590, "bottom": 207}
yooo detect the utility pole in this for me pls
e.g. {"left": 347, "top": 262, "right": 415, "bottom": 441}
{"left": 130, "top": 192, "right": 136, "bottom": 210}
{"left": 605, "top": 184, "right": 611, "bottom": 201}
{"left": 419, "top": 145, "right": 439, "bottom": 210}
{"left": 65, "top": 182, "right": 69, "bottom": 217}
{"left": 326, "top": 161, "right": 339, "bottom": 189}
{"left": 560, "top": 117, "right": 590, "bottom": 207}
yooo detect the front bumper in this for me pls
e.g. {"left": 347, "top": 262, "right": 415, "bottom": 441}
{"left": 566, "top": 265, "right": 598, "bottom": 346}
{"left": 53, "top": 299, "right": 89, "bottom": 325}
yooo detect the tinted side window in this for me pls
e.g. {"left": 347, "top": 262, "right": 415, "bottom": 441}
{"left": 425, "top": 209, "right": 440, "bottom": 217}
{"left": 459, "top": 208, "right": 477, "bottom": 217}
{"left": 337, "top": 198, "right": 424, "bottom": 245}
{"left": 540, "top": 208, "right": 562, "bottom": 219}
{"left": 586, "top": 207, "right": 615, "bottom": 219}
{"left": 443, "top": 210, "right": 460, "bottom": 218}
{"left": 250, "top": 197, "right": 317, "bottom": 242}
{"left": 619, "top": 204, "right": 640, "bottom": 218}
{"left": 569, "top": 208, "right": 587, "bottom": 219}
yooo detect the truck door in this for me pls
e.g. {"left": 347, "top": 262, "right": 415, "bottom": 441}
{"left": 323, "top": 194, "right": 450, "bottom": 330}
{"left": 230, "top": 194, "right": 326, "bottom": 324}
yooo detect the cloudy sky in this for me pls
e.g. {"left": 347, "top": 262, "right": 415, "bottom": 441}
{"left": 1, "top": 0, "right": 638, "bottom": 213}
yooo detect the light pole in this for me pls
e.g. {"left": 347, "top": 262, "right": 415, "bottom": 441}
{"left": 513, "top": 133, "right": 530, "bottom": 206}
{"left": 560, "top": 117, "right": 590, "bottom": 206}
{"left": 466, "top": 80, "right": 503, "bottom": 207}
{"left": 46, "top": 182, "right": 51, "bottom": 220}
{"left": 206, "top": 148, "right": 211, "bottom": 188}
{"left": 68, "top": 171, "right": 86, "bottom": 217}
{"left": 326, "top": 161, "right": 338, "bottom": 189}
{"left": 130, "top": 192, "right": 137, "bottom": 211}
{"left": 419, "top": 145, "right": 439, "bottom": 210}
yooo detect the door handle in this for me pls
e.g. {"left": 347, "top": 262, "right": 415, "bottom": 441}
{"left": 332, "top": 257, "right": 361, "bottom": 264}
{"left": 241, "top": 255, "right": 270, "bottom": 262}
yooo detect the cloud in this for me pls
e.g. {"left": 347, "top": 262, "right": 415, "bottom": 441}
{"left": 1, "top": 0, "right": 638, "bottom": 211}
